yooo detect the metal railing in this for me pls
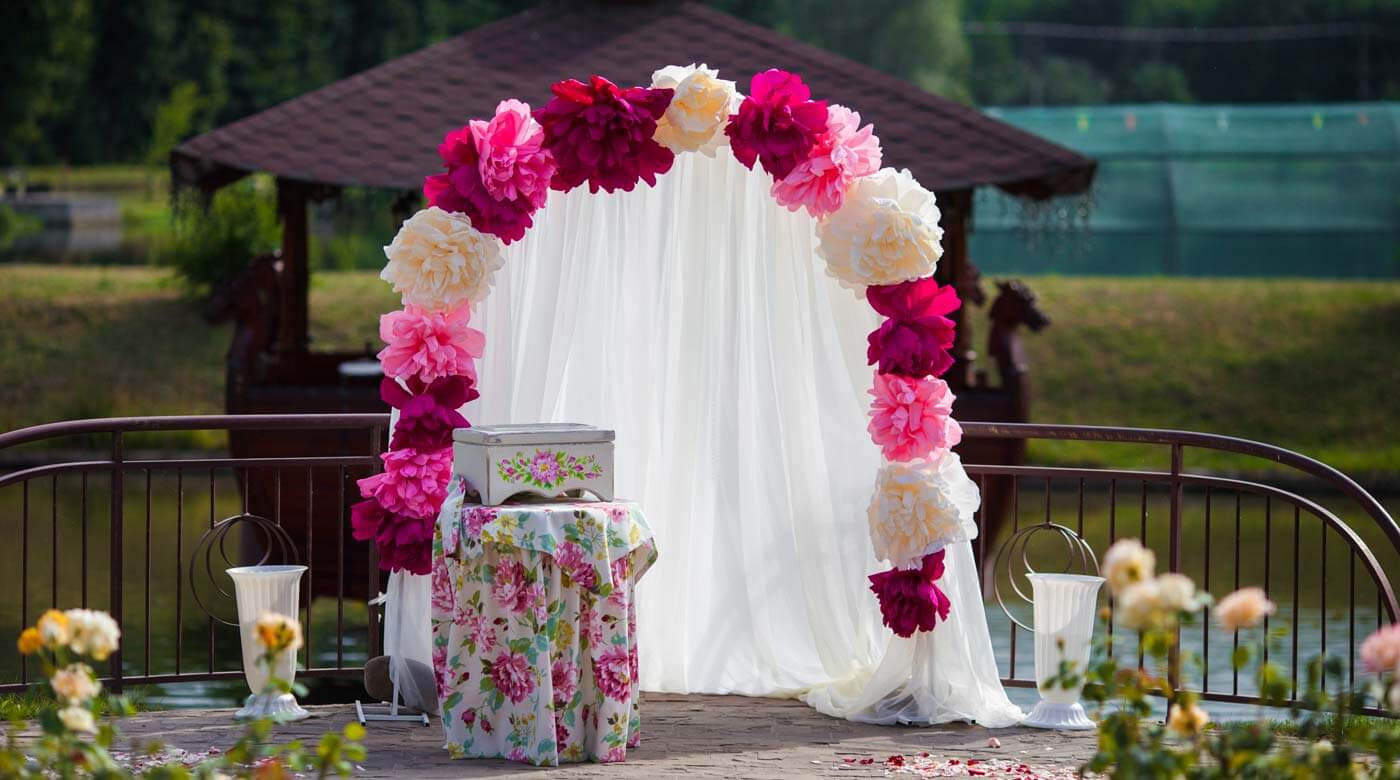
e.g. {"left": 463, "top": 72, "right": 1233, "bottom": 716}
{"left": 0, "top": 415, "right": 1395, "bottom": 715}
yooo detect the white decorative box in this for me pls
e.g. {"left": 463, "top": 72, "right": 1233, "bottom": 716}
{"left": 452, "top": 424, "right": 615, "bottom": 506}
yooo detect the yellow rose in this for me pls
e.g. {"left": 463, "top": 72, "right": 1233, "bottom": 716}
{"left": 36, "top": 609, "right": 69, "bottom": 648}
{"left": 651, "top": 64, "right": 739, "bottom": 157}
{"left": 17, "top": 627, "right": 42, "bottom": 655}
{"left": 254, "top": 612, "right": 303, "bottom": 656}
{"left": 1166, "top": 701, "right": 1209, "bottom": 737}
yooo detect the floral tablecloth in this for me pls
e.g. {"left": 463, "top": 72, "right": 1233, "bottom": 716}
{"left": 431, "top": 478, "right": 658, "bottom": 766}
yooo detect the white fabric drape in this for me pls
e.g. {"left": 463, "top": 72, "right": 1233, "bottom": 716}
{"left": 463, "top": 148, "right": 1020, "bottom": 726}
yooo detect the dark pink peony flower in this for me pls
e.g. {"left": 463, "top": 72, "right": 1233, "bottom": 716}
{"left": 491, "top": 558, "right": 538, "bottom": 615}
{"left": 534, "top": 75, "right": 675, "bottom": 194}
{"left": 423, "top": 100, "right": 554, "bottom": 244}
{"left": 868, "top": 550, "right": 952, "bottom": 638}
{"left": 553, "top": 541, "right": 597, "bottom": 591}
{"left": 866, "top": 276, "right": 960, "bottom": 378}
{"left": 593, "top": 645, "right": 633, "bottom": 701}
{"left": 725, "top": 69, "right": 829, "bottom": 180}
{"left": 490, "top": 651, "right": 535, "bottom": 704}
{"left": 382, "top": 375, "right": 478, "bottom": 451}
{"left": 349, "top": 498, "right": 435, "bottom": 575}
{"left": 552, "top": 657, "right": 579, "bottom": 708}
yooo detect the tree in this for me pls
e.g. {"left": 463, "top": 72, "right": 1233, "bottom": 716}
{"left": 0, "top": 0, "right": 94, "bottom": 165}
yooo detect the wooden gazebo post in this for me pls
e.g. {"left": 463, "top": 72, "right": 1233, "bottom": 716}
{"left": 935, "top": 189, "right": 976, "bottom": 392}
{"left": 276, "top": 178, "right": 312, "bottom": 354}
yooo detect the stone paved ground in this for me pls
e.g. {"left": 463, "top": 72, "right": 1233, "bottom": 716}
{"left": 108, "top": 694, "right": 1098, "bottom": 778}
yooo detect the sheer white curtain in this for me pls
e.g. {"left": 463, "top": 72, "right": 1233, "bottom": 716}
{"left": 464, "top": 148, "right": 1020, "bottom": 726}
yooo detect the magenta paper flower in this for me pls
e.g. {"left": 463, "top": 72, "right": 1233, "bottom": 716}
{"left": 866, "top": 276, "right": 960, "bottom": 378}
{"left": 423, "top": 101, "right": 554, "bottom": 244}
{"left": 593, "top": 645, "right": 633, "bottom": 701}
{"left": 868, "top": 550, "right": 952, "bottom": 638}
{"left": 490, "top": 650, "right": 536, "bottom": 704}
{"left": 356, "top": 447, "right": 453, "bottom": 520}
{"left": 534, "top": 75, "right": 675, "bottom": 194}
{"left": 377, "top": 303, "right": 485, "bottom": 386}
{"left": 726, "top": 69, "right": 829, "bottom": 180}
{"left": 381, "top": 375, "right": 477, "bottom": 451}
{"left": 349, "top": 499, "right": 434, "bottom": 575}
{"left": 772, "top": 104, "right": 881, "bottom": 218}
{"left": 868, "top": 374, "right": 961, "bottom": 462}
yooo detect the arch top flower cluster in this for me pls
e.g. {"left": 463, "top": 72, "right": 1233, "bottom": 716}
{"left": 362, "top": 64, "right": 974, "bottom": 638}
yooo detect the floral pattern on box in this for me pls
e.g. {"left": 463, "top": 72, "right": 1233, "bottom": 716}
{"left": 495, "top": 449, "right": 605, "bottom": 490}
{"left": 432, "top": 478, "right": 657, "bottom": 766}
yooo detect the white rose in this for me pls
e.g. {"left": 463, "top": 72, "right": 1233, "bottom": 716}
{"left": 1155, "top": 573, "right": 1203, "bottom": 613}
{"left": 50, "top": 663, "right": 101, "bottom": 705}
{"left": 816, "top": 168, "right": 942, "bottom": 296}
{"left": 66, "top": 609, "right": 121, "bottom": 661}
{"left": 651, "top": 64, "right": 739, "bottom": 156}
{"left": 1213, "top": 587, "right": 1276, "bottom": 633}
{"left": 58, "top": 705, "right": 96, "bottom": 734}
{"left": 1102, "top": 538, "right": 1155, "bottom": 596}
{"left": 381, "top": 207, "right": 504, "bottom": 310}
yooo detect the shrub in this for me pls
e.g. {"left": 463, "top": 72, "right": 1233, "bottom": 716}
{"left": 163, "top": 177, "right": 279, "bottom": 295}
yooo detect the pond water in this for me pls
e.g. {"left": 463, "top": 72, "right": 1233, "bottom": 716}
{"left": 0, "top": 472, "right": 1395, "bottom": 716}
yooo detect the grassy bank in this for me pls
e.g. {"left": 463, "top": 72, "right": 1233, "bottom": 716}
{"left": 0, "top": 264, "right": 1397, "bottom": 478}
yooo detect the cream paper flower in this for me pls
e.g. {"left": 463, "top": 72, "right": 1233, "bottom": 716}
{"left": 381, "top": 207, "right": 504, "bottom": 310}
{"left": 65, "top": 609, "right": 121, "bottom": 661}
{"left": 58, "top": 705, "right": 96, "bottom": 734}
{"left": 817, "top": 167, "right": 943, "bottom": 295}
{"left": 867, "top": 453, "right": 979, "bottom": 569}
{"left": 1102, "top": 538, "right": 1155, "bottom": 596}
{"left": 50, "top": 663, "right": 101, "bottom": 705}
{"left": 651, "top": 64, "right": 740, "bottom": 156}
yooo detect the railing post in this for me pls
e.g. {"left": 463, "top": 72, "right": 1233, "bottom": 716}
{"left": 1167, "top": 443, "right": 1184, "bottom": 708}
{"left": 108, "top": 432, "right": 124, "bottom": 692}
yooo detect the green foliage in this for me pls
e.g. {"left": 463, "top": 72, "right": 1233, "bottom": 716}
{"left": 162, "top": 177, "right": 280, "bottom": 295}
{"left": 1122, "top": 61, "right": 1195, "bottom": 103}
{"left": 0, "top": 205, "right": 42, "bottom": 249}
{"left": 146, "top": 82, "right": 204, "bottom": 169}
{"left": 0, "top": 0, "right": 95, "bottom": 165}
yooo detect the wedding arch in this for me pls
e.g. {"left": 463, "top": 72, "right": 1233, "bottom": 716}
{"left": 352, "top": 65, "right": 1022, "bottom": 726}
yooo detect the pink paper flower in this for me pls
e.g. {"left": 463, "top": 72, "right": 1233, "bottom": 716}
{"left": 725, "top": 69, "right": 829, "bottom": 180}
{"left": 1361, "top": 624, "right": 1400, "bottom": 674}
{"left": 490, "top": 651, "right": 535, "bottom": 704}
{"left": 868, "top": 550, "right": 952, "bottom": 638}
{"left": 534, "top": 75, "right": 675, "bottom": 194}
{"left": 382, "top": 375, "right": 477, "bottom": 451}
{"left": 378, "top": 303, "right": 485, "bottom": 386}
{"left": 357, "top": 447, "right": 453, "bottom": 520}
{"left": 552, "top": 658, "right": 579, "bottom": 708}
{"left": 868, "top": 374, "right": 961, "bottom": 462}
{"left": 593, "top": 645, "right": 633, "bottom": 701}
{"left": 349, "top": 498, "right": 435, "bottom": 575}
{"left": 772, "top": 105, "right": 881, "bottom": 218}
{"left": 866, "top": 277, "right": 960, "bottom": 378}
{"left": 423, "top": 100, "right": 554, "bottom": 244}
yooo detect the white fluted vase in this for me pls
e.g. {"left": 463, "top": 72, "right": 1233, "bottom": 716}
{"left": 1023, "top": 573, "right": 1104, "bottom": 730}
{"left": 228, "top": 565, "right": 310, "bottom": 721}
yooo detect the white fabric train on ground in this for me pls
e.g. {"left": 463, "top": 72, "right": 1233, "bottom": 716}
{"left": 457, "top": 148, "right": 1021, "bottom": 727}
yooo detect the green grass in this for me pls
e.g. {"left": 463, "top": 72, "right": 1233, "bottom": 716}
{"left": 0, "top": 265, "right": 1397, "bottom": 479}
{"left": 0, "top": 687, "right": 155, "bottom": 721}
{"left": 21, "top": 164, "right": 167, "bottom": 194}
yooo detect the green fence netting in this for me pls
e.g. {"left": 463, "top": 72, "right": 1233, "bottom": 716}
{"left": 971, "top": 103, "right": 1400, "bottom": 277}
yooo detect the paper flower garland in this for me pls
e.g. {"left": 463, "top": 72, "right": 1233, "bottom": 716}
{"left": 370, "top": 65, "right": 974, "bottom": 643}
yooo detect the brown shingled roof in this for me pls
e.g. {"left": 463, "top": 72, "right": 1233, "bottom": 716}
{"left": 171, "top": 1, "right": 1095, "bottom": 200}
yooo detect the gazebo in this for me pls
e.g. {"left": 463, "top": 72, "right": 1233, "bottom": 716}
{"left": 170, "top": 0, "right": 1095, "bottom": 590}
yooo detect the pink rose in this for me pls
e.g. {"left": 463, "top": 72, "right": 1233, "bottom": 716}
{"left": 466, "top": 613, "right": 497, "bottom": 654}
{"left": 377, "top": 303, "right": 485, "bottom": 386}
{"left": 771, "top": 104, "right": 881, "bottom": 218}
{"left": 552, "top": 658, "right": 579, "bottom": 708}
{"left": 867, "top": 374, "right": 961, "bottom": 462}
{"left": 491, "top": 558, "right": 532, "bottom": 614}
{"left": 1361, "top": 624, "right": 1400, "bottom": 674}
{"left": 460, "top": 708, "right": 477, "bottom": 729}
{"left": 725, "top": 69, "right": 828, "bottom": 180}
{"left": 490, "top": 651, "right": 535, "bottom": 704}
{"left": 554, "top": 542, "right": 597, "bottom": 590}
{"left": 593, "top": 645, "right": 633, "bottom": 701}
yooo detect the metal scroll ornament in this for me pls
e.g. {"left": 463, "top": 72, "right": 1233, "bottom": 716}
{"left": 188, "top": 513, "right": 300, "bottom": 626}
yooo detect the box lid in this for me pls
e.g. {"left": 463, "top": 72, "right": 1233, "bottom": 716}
{"left": 453, "top": 423, "right": 615, "bottom": 446}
